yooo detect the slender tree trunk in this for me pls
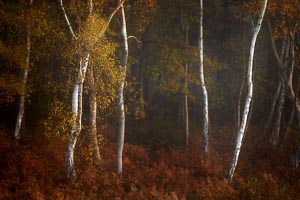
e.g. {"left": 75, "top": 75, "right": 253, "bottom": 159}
{"left": 237, "top": 74, "right": 245, "bottom": 132}
{"left": 14, "top": 0, "right": 33, "bottom": 140}
{"left": 184, "top": 63, "right": 189, "bottom": 147}
{"left": 287, "top": 34, "right": 300, "bottom": 129}
{"left": 199, "top": 0, "right": 209, "bottom": 155}
{"left": 65, "top": 53, "right": 90, "bottom": 179}
{"left": 280, "top": 108, "right": 295, "bottom": 150}
{"left": 236, "top": 27, "right": 247, "bottom": 132}
{"left": 295, "top": 77, "right": 300, "bottom": 129}
{"left": 244, "top": 57, "right": 257, "bottom": 136}
{"left": 88, "top": 66, "right": 101, "bottom": 163}
{"left": 117, "top": 3, "right": 128, "bottom": 175}
{"left": 262, "top": 82, "right": 281, "bottom": 138}
{"left": 228, "top": 0, "right": 268, "bottom": 182}
{"left": 184, "top": 23, "right": 190, "bottom": 147}
{"left": 269, "top": 82, "right": 285, "bottom": 147}
{"left": 60, "top": 0, "right": 120, "bottom": 178}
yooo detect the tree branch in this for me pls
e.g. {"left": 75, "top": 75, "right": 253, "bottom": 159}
{"left": 59, "top": 0, "right": 78, "bottom": 43}
{"left": 99, "top": 2, "right": 123, "bottom": 37}
{"left": 127, "top": 36, "right": 142, "bottom": 43}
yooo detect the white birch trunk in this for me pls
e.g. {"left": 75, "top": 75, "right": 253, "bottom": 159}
{"left": 14, "top": 0, "right": 33, "bottom": 140}
{"left": 65, "top": 53, "right": 90, "bottom": 179}
{"left": 116, "top": 4, "right": 128, "bottom": 175}
{"left": 236, "top": 28, "right": 247, "bottom": 132}
{"left": 228, "top": 0, "right": 268, "bottom": 182}
{"left": 199, "top": 0, "right": 209, "bottom": 155}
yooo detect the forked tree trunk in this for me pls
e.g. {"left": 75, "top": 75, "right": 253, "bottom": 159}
{"left": 60, "top": 0, "right": 121, "bottom": 178}
{"left": 65, "top": 53, "right": 90, "bottom": 179}
{"left": 116, "top": 3, "right": 128, "bottom": 175}
{"left": 267, "top": 20, "right": 300, "bottom": 130}
{"left": 199, "top": 0, "right": 209, "bottom": 155}
{"left": 14, "top": 0, "right": 33, "bottom": 140}
{"left": 228, "top": 0, "right": 267, "bottom": 182}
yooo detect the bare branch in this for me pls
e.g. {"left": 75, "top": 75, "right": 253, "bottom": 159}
{"left": 59, "top": 0, "right": 78, "bottom": 43}
{"left": 99, "top": 2, "right": 123, "bottom": 37}
{"left": 127, "top": 36, "right": 142, "bottom": 43}
{"left": 267, "top": 19, "right": 284, "bottom": 68}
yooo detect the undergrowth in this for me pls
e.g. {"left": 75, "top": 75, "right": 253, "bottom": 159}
{"left": 0, "top": 129, "right": 299, "bottom": 199}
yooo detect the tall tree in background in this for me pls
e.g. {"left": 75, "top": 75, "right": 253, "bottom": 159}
{"left": 184, "top": 22, "right": 189, "bottom": 147}
{"left": 116, "top": 0, "right": 128, "bottom": 175}
{"left": 266, "top": 0, "right": 300, "bottom": 147}
{"left": 14, "top": 0, "right": 33, "bottom": 140}
{"left": 199, "top": 0, "right": 209, "bottom": 155}
{"left": 228, "top": 0, "right": 268, "bottom": 182}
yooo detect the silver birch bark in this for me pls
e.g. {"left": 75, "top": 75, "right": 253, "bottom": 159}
{"left": 59, "top": 0, "right": 90, "bottom": 178}
{"left": 65, "top": 53, "right": 90, "bottom": 179}
{"left": 14, "top": 0, "right": 33, "bottom": 140}
{"left": 60, "top": 0, "right": 121, "bottom": 178}
{"left": 116, "top": 3, "right": 128, "bottom": 175}
{"left": 228, "top": 0, "right": 267, "bottom": 182}
{"left": 184, "top": 23, "right": 190, "bottom": 147}
{"left": 237, "top": 69, "right": 245, "bottom": 132}
{"left": 199, "top": 0, "right": 209, "bottom": 155}
{"left": 236, "top": 28, "right": 247, "bottom": 132}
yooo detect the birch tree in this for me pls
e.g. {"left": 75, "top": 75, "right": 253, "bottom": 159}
{"left": 264, "top": 0, "right": 300, "bottom": 148}
{"left": 228, "top": 0, "right": 268, "bottom": 182}
{"left": 59, "top": 0, "right": 90, "bottom": 179}
{"left": 199, "top": 0, "right": 209, "bottom": 155}
{"left": 59, "top": 0, "right": 121, "bottom": 178}
{"left": 14, "top": 0, "right": 33, "bottom": 140}
{"left": 116, "top": 1, "right": 128, "bottom": 175}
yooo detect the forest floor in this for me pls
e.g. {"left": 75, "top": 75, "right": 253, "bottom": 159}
{"left": 0, "top": 128, "right": 299, "bottom": 200}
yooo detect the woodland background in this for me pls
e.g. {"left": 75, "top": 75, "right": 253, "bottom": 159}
{"left": 0, "top": 0, "right": 299, "bottom": 199}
